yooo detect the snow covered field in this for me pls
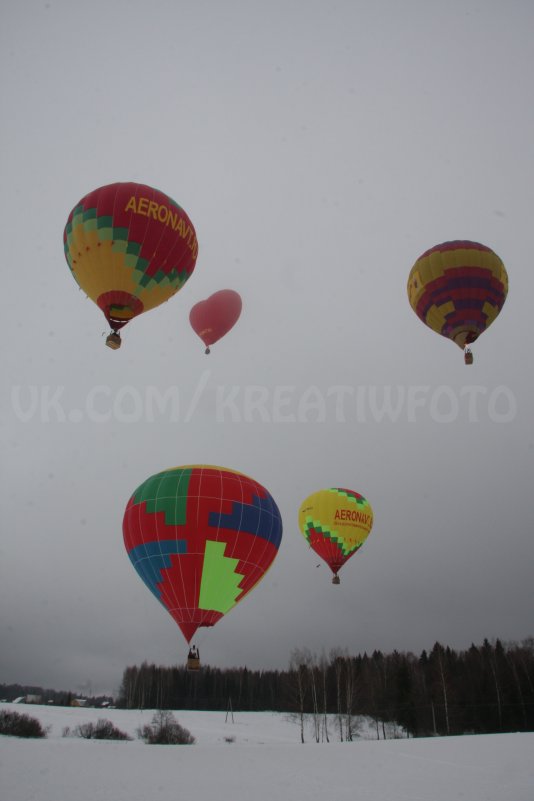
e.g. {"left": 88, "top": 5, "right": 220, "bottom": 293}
{"left": 0, "top": 702, "right": 533, "bottom": 801}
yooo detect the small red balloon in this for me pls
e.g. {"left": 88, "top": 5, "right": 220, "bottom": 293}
{"left": 189, "top": 289, "right": 242, "bottom": 353}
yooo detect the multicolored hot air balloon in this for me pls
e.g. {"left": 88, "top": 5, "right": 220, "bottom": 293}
{"left": 298, "top": 489, "right": 373, "bottom": 584}
{"left": 407, "top": 240, "right": 508, "bottom": 364}
{"left": 189, "top": 289, "right": 242, "bottom": 354}
{"left": 123, "top": 465, "right": 283, "bottom": 664}
{"left": 63, "top": 182, "right": 198, "bottom": 349}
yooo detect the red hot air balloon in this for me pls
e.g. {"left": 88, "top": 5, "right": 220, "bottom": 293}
{"left": 123, "top": 465, "right": 283, "bottom": 666}
{"left": 189, "top": 289, "right": 242, "bottom": 353}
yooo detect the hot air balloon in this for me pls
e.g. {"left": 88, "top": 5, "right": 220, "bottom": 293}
{"left": 189, "top": 289, "right": 242, "bottom": 353}
{"left": 298, "top": 489, "right": 373, "bottom": 584}
{"left": 407, "top": 240, "right": 508, "bottom": 364}
{"left": 63, "top": 182, "right": 198, "bottom": 349}
{"left": 123, "top": 465, "right": 283, "bottom": 668}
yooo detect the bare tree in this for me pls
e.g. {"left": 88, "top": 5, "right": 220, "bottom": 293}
{"left": 330, "top": 648, "right": 346, "bottom": 741}
{"left": 344, "top": 655, "right": 357, "bottom": 741}
{"left": 289, "top": 648, "right": 310, "bottom": 743}
{"left": 319, "top": 652, "right": 330, "bottom": 743}
{"left": 430, "top": 644, "right": 450, "bottom": 735}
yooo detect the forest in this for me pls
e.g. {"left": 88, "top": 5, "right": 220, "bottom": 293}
{"left": 116, "top": 638, "right": 534, "bottom": 738}
{"left": 3, "top": 638, "right": 532, "bottom": 739}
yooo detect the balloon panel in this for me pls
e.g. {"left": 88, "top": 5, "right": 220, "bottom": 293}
{"left": 407, "top": 240, "right": 508, "bottom": 349}
{"left": 298, "top": 488, "right": 373, "bottom": 575}
{"left": 123, "top": 465, "right": 282, "bottom": 642}
{"left": 64, "top": 182, "right": 198, "bottom": 329}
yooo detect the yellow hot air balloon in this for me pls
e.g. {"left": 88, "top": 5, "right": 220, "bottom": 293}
{"left": 407, "top": 240, "right": 508, "bottom": 364}
{"left": 63, "top": 182, "right": 198, "bottom": 348}
{"left": 298, "top": 488, "right": 373, "bottom": 584}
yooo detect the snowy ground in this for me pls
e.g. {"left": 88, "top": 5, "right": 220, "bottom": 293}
{"left": 0, "top": 702, "right": 533, "bottom": 801}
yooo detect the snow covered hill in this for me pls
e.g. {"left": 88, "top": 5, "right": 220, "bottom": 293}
{"left": 1, "top": 703, "right": 533, "bottom": 801}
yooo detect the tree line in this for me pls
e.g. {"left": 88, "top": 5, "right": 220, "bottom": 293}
{"left": 0, "top": 684, "right": 113, "bottom": 708}
{"left": 116, "top": 638, "right": 534, "bottom": 737}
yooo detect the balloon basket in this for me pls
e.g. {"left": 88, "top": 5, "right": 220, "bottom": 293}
{"left": 464, "top": 349, "right": 473, "bottom": 365}
{"left": 332, "top": 575, "right": 340, "bottom": 585}
{"left": 205, "top": 346, "right": 211, "bottom": 355}
{"left": 106, "top": 333, "right": 121, "bottom": 350}
{"left": 187, "top": 657, "right": 201, "bottom": 672}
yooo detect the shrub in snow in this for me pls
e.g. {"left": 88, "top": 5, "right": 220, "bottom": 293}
{"left": 71, "top": 718, "right": 132, "bottom": 740}
{"left": 0, "top": 710, "right": 48, "bottom": 738}
{"left": 137, "top": 710, "right": 195, "bottom": 745}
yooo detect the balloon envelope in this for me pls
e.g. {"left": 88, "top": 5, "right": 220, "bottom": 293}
{"left": 64, "top": 182, "right": 198, "bottom": 333}
{"left": 298, "top": 489, "right": 373, "bottom": 579}
{"left": 407, "top": 240, "right": 508, "bottom": 353}
{"left": 189, "top": 289, "right": 242, "bottom": 350}
{"left": 123, "top": 465, "right": 283, "bottom": 643}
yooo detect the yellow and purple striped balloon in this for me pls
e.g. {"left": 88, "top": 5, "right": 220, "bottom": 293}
{"left": 407, "top": 240, "right": 508, "bottom": 362}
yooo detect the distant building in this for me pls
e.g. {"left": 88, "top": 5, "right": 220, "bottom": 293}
{"left": 70, "top": 698, "right": 88, "bottom": 707}
{"left": 11, "top": 695, "right": 42, "bottom": 704}
{"left": 24, "top": 695, "right": 42, "bottom": 704}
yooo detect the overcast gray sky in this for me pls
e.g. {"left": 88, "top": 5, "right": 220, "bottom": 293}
{"left": 1, "top": 0, "right": 533, "bottom": 697}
